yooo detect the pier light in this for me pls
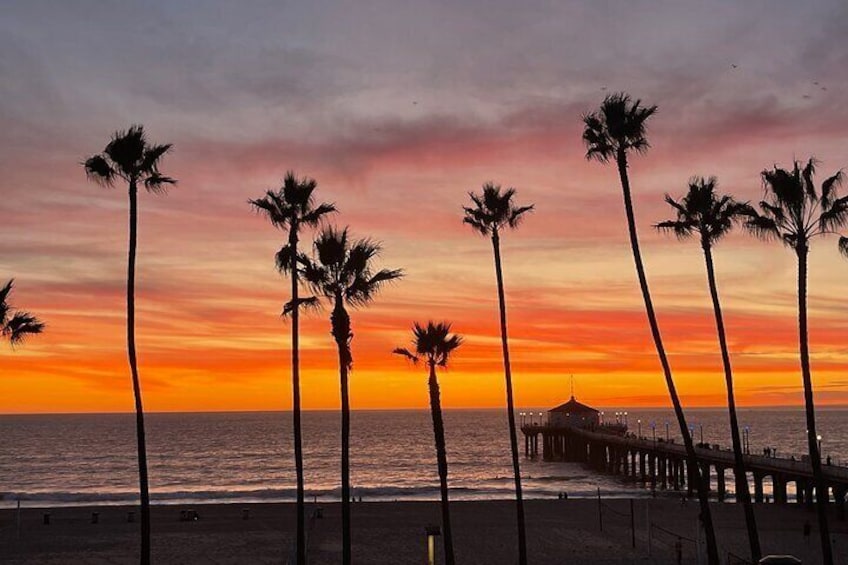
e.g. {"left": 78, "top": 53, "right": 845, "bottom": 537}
{"left": 624, "top": 412, "right": 628, "bottom": 426}
{"left": 539, "top": 412, "right": 544, "bottom": 425}
{"left": 637, "top": 419, "right": 641, "bottom": 437}
{"left": 817, "top": 434, "right": 823, "bottom": 455}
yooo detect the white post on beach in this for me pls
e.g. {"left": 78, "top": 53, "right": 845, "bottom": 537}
{"left": 646, "top": 499, "right": 652, "bottom": 557}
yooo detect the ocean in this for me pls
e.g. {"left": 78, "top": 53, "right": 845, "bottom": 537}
{"left": 1, "top": 408, "right": 846, "bottom": 508}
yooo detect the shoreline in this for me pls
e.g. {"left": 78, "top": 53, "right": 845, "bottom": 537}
{"left": 2, "top": 499, "right": 846, "bottom": 563}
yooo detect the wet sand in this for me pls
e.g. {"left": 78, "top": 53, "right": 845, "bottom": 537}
{"left": 1, "top": 499, "right": 846, "bottom": 563}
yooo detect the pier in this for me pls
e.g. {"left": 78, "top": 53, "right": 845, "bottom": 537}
{"left": 521, "top": 422, "right": 848, "bottom": 515}
{"left": 520, "top": 394, "right": 848, "bottom": 517}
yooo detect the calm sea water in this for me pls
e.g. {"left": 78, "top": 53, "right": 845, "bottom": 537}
{"left": 1, "top": 408, "right": 846, "bottom": 508}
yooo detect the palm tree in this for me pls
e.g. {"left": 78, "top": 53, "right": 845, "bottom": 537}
{"left": 249, "top": 172, "right": 335, "bottom": 565}
{"left": 742, "top": 159, "right": 847, "bottom": 565}
{"left": 301, "top": 227, "right": 402, "bottom": 565}
{"left": 394, "top": 321, "right": 463, "bottom": 565}
{"left": 582, "top": 93, "right": 719, "bottom": 564}
{"left": 463, "top": 183, "right": 533, "bottom": 565}
{"left": 656, "top": 177, "right": 761, "bottom": 561}
{"left": 0, "top": 280, "right": 44, "bottom": 346}
{"left": 83, "top": 125, "right": 175, "bottom": 565}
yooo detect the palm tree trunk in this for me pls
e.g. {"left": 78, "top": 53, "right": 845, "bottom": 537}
{"left": 491, "top": 231, "right": 527, "bottom": 565}
{"left": 428, "top": 363, "right": 455, "bottom": 565}
{"left": 331, "top": 296, "right": 353, "bottom": 565}
{"left": 127, "top": 180, "right": 151, "bottom": 565}
{"left": 615, "top": 150, "right": 719, "bottom": 564}
{"left": 702, "top": 242, "right": 761, "bottom": 562}
{"left": 797, "top": 245, "right": 833, "bottom": 565}
{"left": 289, "top": 229, "right": 306, "bottom": 565}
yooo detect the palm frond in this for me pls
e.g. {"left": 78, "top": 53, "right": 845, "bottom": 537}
{"left": 282, "top": 296, "right": 322, "bottom": 318}
{"left": 392, "top": 347, "right": 419, "bottom": 363}
{"left": 83, "top": 155, "right": 116, "bottom": 186}
{"left": 5, "top": 311, "right": 45, "bottom": 346}
{"left": 839, "top": 236, "right": 848, "bottom": 258}
{"left": 143, "top": 172, "right": 177, "bottom": 194}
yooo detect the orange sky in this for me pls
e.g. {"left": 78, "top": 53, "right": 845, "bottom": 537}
{"left": 2, "top": 1, "right": 848, "bottom": 413}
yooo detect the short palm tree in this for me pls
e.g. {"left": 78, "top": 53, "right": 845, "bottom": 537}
{"left": 0, "top": 280, "right": 44, "bottom": 346}
{"left": 302, "top": 227, "right": 402, "bottom": 565}
{"left": 249, "top": 172, "right": 335, "bottom": 565}
{"left": 463, "top": 183, "right": 533, "bottom": 565}
{"left": 582, "top": 93, "right": 719, "bottom": 564}
{"left": 84, "top": 125, "right": 175, "bottom": 565}
{"left": 656, "top": 177, "right": 761, "bottom": 561}
{"left": 742, "top": 159, "right": 847, "bottom": 565}
{"left": 394, "top": 321, "right": 463, "bottom": 565}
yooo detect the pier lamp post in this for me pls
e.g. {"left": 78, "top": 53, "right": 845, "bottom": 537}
{"left": 424, "top": 525, "right": 441, "bottom": 565}
{"left": 624, "top": 412, "right": 628, "bottom": 426}
{"left": 743, "top": 426, "right": 750, "bottom": 454}
{"left": 699, "top": 424, "right": 704, "bottom": 444}
{"left": 637, "top": 419, "right": 641, "bottom": 438}
{"left": 665, "top": 421, "right": 669, "bottom": 442}
{"left": 817, "top": 434, "right": 823, "bottom": 456}
{"left": 689, "top": 423, "right": 696, "bottom": 445}
{"left": 520, "top": 412, "right": 525, "bottom": 426}
{"left": 600, "top": 411, "right": 604, "bottom": 425}
{"left": 539, "top": 412, "right": 544, "bottom": 426}
{"left": 651, "top": 422, "right": 656, "bottom": 442}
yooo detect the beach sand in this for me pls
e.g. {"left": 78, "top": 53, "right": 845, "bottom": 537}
{"left": 2, "top": 499, "right": 846, "bottom": 563}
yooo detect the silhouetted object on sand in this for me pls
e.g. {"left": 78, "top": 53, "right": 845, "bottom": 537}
{"left": 0, "top": 280, "right": 44, "bottom": 346}
{"left": 742, "top": 158, "right": 847, "bottom": 565}
{"left": 463, "top": 183, "right": 533, "bottom": 565}
{"left": 302, "top": 226, "right": 402, "bottom": 565}
{"left": 582, "top": 93, "right": 719, "bottom": 564}
{"left": 249, "top": 172, "right": 335, "bottom": 565}
{"left": 83, "top": 124, "right": 175, "bottom": 565}
{"left": 394, "top": 321, "right": 463, "bottom": 565}
{"left": 656, "top": 176, "right": 762, "bottom": 561}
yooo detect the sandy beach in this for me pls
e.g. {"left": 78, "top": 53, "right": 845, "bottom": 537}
{"left": 2, "top": 498, "right": 847, "bottom": 563}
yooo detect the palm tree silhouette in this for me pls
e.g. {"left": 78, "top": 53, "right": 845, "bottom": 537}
{"left": 302, "top": 226, "right": 402, "bottom": 565}
{"left": 249, "top": 172, "right": 335, "bottom": 565}
{"left": 394, "top": 321, "right": 463, "bottom": 565}
{"left": 0, "top": 280, "right": 44, "bottom": 346}
{"left": 463, "top": 183, "right": 533, "bottom": 565}
{"left": 83, "top": 125, "right": 174, "bottom": 565}
{"left": 742, "top": 159, "right": 847, "bottom": 565}
{"left": 582, "top": 93, "right": 719, "bottom": 564}
{"left": 656, "top": 177, "right": 761, "bottom": 562}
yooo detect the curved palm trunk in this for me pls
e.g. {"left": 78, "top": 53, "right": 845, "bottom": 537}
{"left": 797, "top": 246, "right": 833, "bottom": 565}
{"left": 331, "top": 295, "right": 353, "bottom": 565}
{"left": 428, "top": 363, "right": 456, "bottom": 565}
{"left": 127, "top": 181, "right": 151, "bottom": 565}
{"left": 702, "top": 243, "right": 761, "bottom": 562}
{"left": 491, "top": 231, "right": 527, "bottom": 565}
{"left": 615, "top": 151, "right": 719, "bottom": 564}
{"left": 290, "top": 229, "right": 306, "bottom": 565}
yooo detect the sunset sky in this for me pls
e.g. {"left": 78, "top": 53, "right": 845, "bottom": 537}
{"left": 2, "top": 1, "right": 848, "bottom": 413}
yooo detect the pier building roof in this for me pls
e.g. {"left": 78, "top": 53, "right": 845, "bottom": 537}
{"left": 549, "top": 396, "right": 598, "bottom": 415}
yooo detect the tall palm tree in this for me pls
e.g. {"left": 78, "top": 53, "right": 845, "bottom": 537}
{"left": 394, "top": 321, "right": 463, "bottom": 565}
{"left": 656, "top": 177, "right": 761, "bottom": 562}
{"left": 582, "top": 93, "right": 719, "bottom": 564}
{"left": 0, "top": 280, "right": 44, "bottom": 346}
{"left": 301, "top": 227, "right": 402, "bottom": 565}
{"left": 83, "top": 125, "right": 175, "bottom": 565}
{"left": 249, "top": 172, "right": 335, "bottom": 565}
{"left": 742, "top": 159, "right": 847, "bottom": 565}
{"left": 463, "top": 183, "right": 533, "bottom": 565}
